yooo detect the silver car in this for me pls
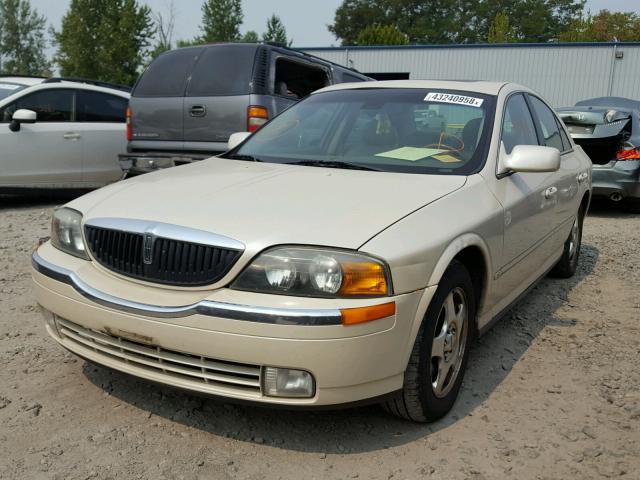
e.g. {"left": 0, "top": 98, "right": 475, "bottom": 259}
{"left": 558, "top": 97, "right": 640, "bottom": 211}
{"left": 32, "top": 81, "right": 591, "bottom": 422}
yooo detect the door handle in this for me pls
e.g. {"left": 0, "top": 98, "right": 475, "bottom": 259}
{"left": 189, "top": 105, "right": 206, "bottom": 117}
{"left": 577, "top": 172, "right": 588, "bottom": 183}
{"left": 544, "top": 186, "right": 558, "bottom": 199}
{"left": 63, "top": 132, "right": 81, "bottom": 140}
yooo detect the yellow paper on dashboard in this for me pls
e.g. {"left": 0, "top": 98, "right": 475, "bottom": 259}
{"left": 375, "top": 147, "right": 446, "bottom": 162}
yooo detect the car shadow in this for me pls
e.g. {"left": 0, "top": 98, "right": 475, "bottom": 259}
{"left": 0, "top": 192, "right": 85, "bottom": 210}
{"left": 81, "top": 244, "right": 598, "bottom": 454}
{"left": 586, "top": 199, "right": 638, "bottom": 219}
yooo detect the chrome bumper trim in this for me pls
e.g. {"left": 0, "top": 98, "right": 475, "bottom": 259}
{"left": 32, "top": 252, "right": 342, "bottom": 326}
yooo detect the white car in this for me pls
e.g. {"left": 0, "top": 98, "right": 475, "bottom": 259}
{"left": 0, "top": 76, "right": 130, "bottom": 192}
{"left": 32, "top": 81, "right": 591, "bottom": 422}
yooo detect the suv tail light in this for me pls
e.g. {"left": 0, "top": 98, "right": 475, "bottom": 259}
{"left": 126, "top": 105, "right": 132, "bottom": 141}
{"left": 616, "top": 146, "right": 640, "bottom": 161}
{"left": 247, "top": 105, "right": 268, "bottom": 133}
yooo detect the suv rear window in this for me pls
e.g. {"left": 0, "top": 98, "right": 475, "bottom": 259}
{"left": 134, "top": 47, "right": 203, "bottom": 97}
{"left": 185, "top": 45, "right": 255, "bottom": 97}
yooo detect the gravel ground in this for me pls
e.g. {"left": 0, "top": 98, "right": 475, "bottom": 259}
{"left": 0, "top": 194, "right": 639, "bottom": 480}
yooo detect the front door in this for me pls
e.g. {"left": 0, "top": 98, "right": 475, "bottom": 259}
{"left": 491, "top": 93, "right": 560, "bottom": 295}
{"left": 0, "top": 88, "right": 83, "bottom": 188}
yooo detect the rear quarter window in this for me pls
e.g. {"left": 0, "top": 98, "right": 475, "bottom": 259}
{"left": 134, "top": 47, "right": 203, "bottom": 97}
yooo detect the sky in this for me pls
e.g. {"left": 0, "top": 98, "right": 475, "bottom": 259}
{"left": 31, "top": 0, "right": 640, "bottom": 49}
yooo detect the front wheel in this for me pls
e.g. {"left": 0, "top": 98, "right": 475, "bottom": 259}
{"left": 383, "top": 261, "right": 475, "bottom": 422}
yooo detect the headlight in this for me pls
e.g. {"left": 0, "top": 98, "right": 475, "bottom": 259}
{"left": 232, "top": 247, "right": 390, "bottom": 298}
{"left": 51, "top": 208, "right": 88, "bottom": 259}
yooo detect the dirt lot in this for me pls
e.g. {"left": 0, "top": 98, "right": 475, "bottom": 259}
{"left": 0, "top": 194, "right": 639, "bottom": 480}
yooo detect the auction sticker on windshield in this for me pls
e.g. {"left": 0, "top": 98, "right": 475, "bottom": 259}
{"left": 424, "top": 92, "right": 484, "bottom": 107}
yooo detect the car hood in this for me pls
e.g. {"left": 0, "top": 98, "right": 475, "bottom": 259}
{"left": 72, "top": 158, "right": 466, "bottom": 251}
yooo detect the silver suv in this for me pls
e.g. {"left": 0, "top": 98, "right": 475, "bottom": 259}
{"left": 120, "top": 43, "right": 372, "bottom": 176}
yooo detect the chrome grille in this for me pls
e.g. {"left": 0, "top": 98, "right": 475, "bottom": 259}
{"left": 84, "top": 225, "right": 242, "bottom": 287}
{"left": 57, "top": 318, "right": 261, "bottom": 393}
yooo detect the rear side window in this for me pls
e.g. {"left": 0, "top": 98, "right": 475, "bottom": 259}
{"left": 134, "top": 48, "right": 202, "bottom": 97}
{"left": 501, "top": 94, "right": 538, "bottom": 154}
{"left": 528, "top": 95, "right": 564, "bottom": 152}
{"left": 76, "top": 90, "right": 127, "bottom": 122}
{"left": 186, "top": 45, "right": 255, "bottom": 97}
{"left": 556, "top": 117, "right": 572, "bottom": 151}
{"left": 274, "top": 57, "right": 329, "bottom": 99}
{"left": 1, "top": 89, "right": 73, "bottom": 122}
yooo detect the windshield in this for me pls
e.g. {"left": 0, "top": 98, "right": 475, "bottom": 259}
{"left": 0, "top": 82, "right": 26, "bottom": 100}
{"left": 233, "top": 88, "right": 495, "bottom": 175}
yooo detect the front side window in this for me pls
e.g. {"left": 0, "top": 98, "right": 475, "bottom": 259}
{"left": 501, "top": 94, "right": 539, "bottom": 154}
{"left": 232, "top": 88, "right": 495, "bottom": 175}
{"left": 528, "top": 95, "right": 564, "bottom": 152}
{"left": 0, "top": 89, "right": 73, "bottom": 123}
{"left": 76, "top": 90, "right": 127, "bottom": 122}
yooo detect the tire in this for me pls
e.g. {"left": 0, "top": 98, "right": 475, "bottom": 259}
{"left": 549, "top": 205, "right": 584, "bottom": 279}
{"left": 383, "top": 260, "right": 476, "bottom": 422}
{"left": 622, "top": 198, "right": 640, "bottom": 214}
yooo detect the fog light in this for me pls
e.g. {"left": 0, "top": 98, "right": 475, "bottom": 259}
{"left": 262, "top": 367, "right": 315, "bottom": 398}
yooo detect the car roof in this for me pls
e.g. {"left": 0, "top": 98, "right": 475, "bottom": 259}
{"left": 315, "top": 79, "right": 513, "bottom": 96}
{"left": 3, "top": 81, "right": 131, "bottom": 99}
{"left": 0, "top": 76, "right": 45, "bottom": 86}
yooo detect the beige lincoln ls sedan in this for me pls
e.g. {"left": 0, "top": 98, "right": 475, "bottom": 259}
{"left": 32, "top": 81, "right": 592, "bottom": 422}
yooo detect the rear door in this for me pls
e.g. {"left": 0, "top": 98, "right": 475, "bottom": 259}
{"left": 183, "top": 45, "right": 256, "bottom": 151}
{"left": 0, "top": 88, "right": 82, "bottom": 187}
{"left": 527, "top": 94, "right": 582, "bottom": 230}
{"left": 75, "top": 89, "right": 128, "bottom": 185}
{"left": 129, "top": 47, "right": 202, "bottom": 152}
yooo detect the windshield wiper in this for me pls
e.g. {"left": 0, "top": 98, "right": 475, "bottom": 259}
{"left": 225, "top": 154, "right": 263, "bottom": 162}
{"left": 288, "top": 160, "right": 381, "bottom": 171}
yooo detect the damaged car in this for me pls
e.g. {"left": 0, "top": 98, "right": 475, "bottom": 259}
{"left": 558, "top": 97, "right": 640, "bottom": 211}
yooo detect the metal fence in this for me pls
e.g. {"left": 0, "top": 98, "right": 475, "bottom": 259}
{"left": 303, "top": 42, "right": 640, "bottom": 107}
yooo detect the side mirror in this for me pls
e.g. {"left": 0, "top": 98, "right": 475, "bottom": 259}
{"left": 9, "top": 109, "right": 37, "bottom": 132}
{"left": 227, "top": 131, "right": 251, "bottom": 150}
{"left": 498, "top": 143, "right": 560, "bottom": 175}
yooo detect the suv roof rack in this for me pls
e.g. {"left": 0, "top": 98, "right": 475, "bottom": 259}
{"left": 0, "top": 74, "right": 46, "bottom": 79}
{"left": 43, "top": 77, "right": 131, "bottom": 93}
{"left": 260, "top": 42, "right": 368, "bottom": 77}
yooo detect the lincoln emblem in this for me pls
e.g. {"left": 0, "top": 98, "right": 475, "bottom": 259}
{"left": 143, "top": 233, "right": 154, "bottom": 264}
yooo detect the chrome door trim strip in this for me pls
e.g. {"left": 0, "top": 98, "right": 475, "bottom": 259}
{"left": 83, "top": 218, "right": 245, "bottom": 251}
{"left": 32, "top": 252, "right": 342, "bottom": 326}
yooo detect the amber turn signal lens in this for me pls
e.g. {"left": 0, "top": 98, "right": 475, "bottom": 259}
{"left": 341, "top": 302, "right": 396, "bottom": 326}
{"left": 339, "top": 261, "right": 388, "bottom": 296}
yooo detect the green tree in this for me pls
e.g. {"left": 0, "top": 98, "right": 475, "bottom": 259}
{"left": 329, "top": 0, "right": 585, "bottom": 45}
{"left": 0, "top": 0, "right": 50, "bottom": 75}
{"left": 488, "top": 12, "right": 515, "bottom": 43}
{"left": 200, "top": 0, "right": 243, "bottom": 43}
{"left": 560, "top": 9, "right": 640, "bottom": 42}
{"left": 150, "top": 0, "right": 175, "bottom": 59}
{"left": 55, "top": 0, "right": 154, "bottom": 85}
{"left": 241, "top": 30, "right": 259, "bottom": 43}
{"left": 356, "top": 24, "right": 408, "bottom": 45}
{"left": 262, "top": 14, "right": 289, "bottom": 45}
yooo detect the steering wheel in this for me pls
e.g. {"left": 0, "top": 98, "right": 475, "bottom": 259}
{"left": 424, "top": 132, "right": 465, "bottom": 154}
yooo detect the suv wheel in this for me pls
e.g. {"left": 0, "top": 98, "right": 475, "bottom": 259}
{"left": 383, "top": 260, "right": 475, "bottom": 422}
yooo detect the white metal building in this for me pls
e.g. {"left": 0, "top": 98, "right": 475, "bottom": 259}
{"left": 303, "top": 42, "right": 640, "bottom": 107}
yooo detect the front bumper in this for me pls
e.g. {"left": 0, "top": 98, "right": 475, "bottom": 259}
{"left": 32, "top": 243, "right": 432, "bottom": 407}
